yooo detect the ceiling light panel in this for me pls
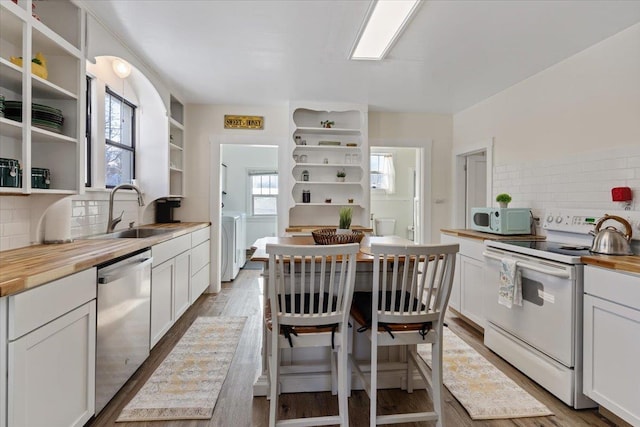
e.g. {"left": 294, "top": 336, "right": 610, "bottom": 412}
{"left": 351, "top": 0, "right": 421, "bottom": 60}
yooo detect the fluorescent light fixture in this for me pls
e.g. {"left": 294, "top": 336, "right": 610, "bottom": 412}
{"left": 112, "top": 58, "right": 132, "bottom": 79}
{"left": 350, "top": 0, "right": 421, "bottom": 60}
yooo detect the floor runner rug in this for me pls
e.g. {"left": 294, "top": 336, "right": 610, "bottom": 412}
{"left": 418, "top": 327, "right": 553, "bottom": 420}
{"left": 116, "top": 316, "right": 246, "bottom": 422}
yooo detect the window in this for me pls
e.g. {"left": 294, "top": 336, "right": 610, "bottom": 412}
{"left": 250, "top": 171, "right": 278, "bottom": 215}
{"left": 370, "top": 153, "right": 395, "bottom": 193}
{"left": 85, "top": 76, "right": 92, "bottom": 187}
{"left": 104, "top": 87, "right": 136, "bottom": 187}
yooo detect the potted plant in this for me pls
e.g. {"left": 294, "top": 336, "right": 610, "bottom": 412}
{"left": 321, "top": 120, "right": 335, "bottom": 128}
{"left": 338, "top": 207, "right": 352, "bottom": 234}
{"left": 336, "top": 169, "right": 346, "bottom": 182}
{"left": 496, "top": 193, "right": 512, "bottom": 208}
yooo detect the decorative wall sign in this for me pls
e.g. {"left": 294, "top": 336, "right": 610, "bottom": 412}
{"left": 224, "top": 115, "right": 264, "bottom": 130}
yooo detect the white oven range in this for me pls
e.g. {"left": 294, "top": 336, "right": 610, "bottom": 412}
{"left": 482, "top": 208, "right": 640, "bottom": 409}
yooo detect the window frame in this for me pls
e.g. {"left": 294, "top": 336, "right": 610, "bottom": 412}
{"left": 370, "top": 152, "right": 393, "bottom": 191}
{"left": 104, "top": 86, "right": 137, "bottom": 188}
{"left": 85, "top": 75, "right": 92, "bottom": 187}
{"left": 249, "top": 171, "right": 278, "bottom": 216}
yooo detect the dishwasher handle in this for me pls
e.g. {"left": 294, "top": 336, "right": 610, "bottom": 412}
{"left": 482, "top": 251, "right": 571, "bottom": 279}
{"left": 98, "top": 257, "right": 153, "bottom": 284}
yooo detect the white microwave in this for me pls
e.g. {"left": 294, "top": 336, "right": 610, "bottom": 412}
{"left": 470, "top": 207, "right": 531, "bottom": 235}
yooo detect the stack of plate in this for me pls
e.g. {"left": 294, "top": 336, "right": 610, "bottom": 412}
{"left": 3, "top": 101, "right": 64, "bottom": 133}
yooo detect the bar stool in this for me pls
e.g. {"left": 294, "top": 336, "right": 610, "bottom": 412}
{"left": 265, "top": 243, "right": 359, "bottom": 427}
{"left": 349, "top": 243, "right": 459, "bottom": 427}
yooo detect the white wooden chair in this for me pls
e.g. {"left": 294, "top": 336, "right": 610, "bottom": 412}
{"left": 265, "top": 243, "right": 359, "bottom": 427}
{"left": 349, "top": 243, "right": 459, "bottom": 427}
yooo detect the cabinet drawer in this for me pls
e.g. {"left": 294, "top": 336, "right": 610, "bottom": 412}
{"left": 8, "top": 268, "right": 96, "bottom": 341}
{"left": 585, "top": 266, "right": 640, "bottom": 308}
{"left": 191, "top": 240, "right": 210, "bottom": 275}
{"left": 458, "top": 237, "right": 485, "bottom": 260}
{"left": 191, "top": 265, "right": 210, "bottom": 303}
{"left": 440, "top": 234, "right": 485, "bottom": 260}
{"left": 153, "top": 234, "right": 191, "bottom": 266}
{"left": 191, "top": 227, "right": 210, "bottom": 247}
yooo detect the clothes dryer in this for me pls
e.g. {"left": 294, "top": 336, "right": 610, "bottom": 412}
{"left": 221, "top": 214, "right": 241, "bottom": 281}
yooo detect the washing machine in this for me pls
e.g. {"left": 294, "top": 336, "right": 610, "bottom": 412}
{"left": 221, "top": 214, "right": 241, "bottom": 281}
{"left": 224, "top": 211, "right": 246, "bottom": 267}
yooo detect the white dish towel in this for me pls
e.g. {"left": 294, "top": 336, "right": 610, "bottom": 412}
{"left": 498, "top": 258, "right": 522, "bottom": 308}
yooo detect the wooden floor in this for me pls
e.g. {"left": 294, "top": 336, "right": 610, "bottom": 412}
{"left": 87, "top": 268, "right": 617, "bottom": 427}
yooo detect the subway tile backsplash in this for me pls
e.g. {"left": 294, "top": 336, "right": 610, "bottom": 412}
{"left": 493, "top": 144, "right": 640, "bottom": 216}
{"left": 0, "top": 193, "right": 151, "bottom": 251}
{"left": 0, "top": 196, "right": 31, "bottom": 251}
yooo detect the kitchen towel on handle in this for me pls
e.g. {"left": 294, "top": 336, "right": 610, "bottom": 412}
{"left": 498, "top": 258, "right": 522, "bottom": 308}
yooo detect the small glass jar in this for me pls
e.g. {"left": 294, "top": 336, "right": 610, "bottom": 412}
{"left": 302, "top": 190, "right": 311, "bottom": 203}
{"left": 302, "top": 170, "right": 309, "bottom": 181}
{"left": 299, "top": 154, "right": 308, "bottom": 163}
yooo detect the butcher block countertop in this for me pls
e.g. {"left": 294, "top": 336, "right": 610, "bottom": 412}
{"left": 581, "top": 255, "right": 640, "bottom": 275}
{"left": 440, "top": 228, "right": 546, "bottom": 241}
{"left": 0, "top": 222, "right": 209, "bottom": 297}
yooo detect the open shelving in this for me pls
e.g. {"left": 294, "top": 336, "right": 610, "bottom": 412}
{"left": 0, "top": 0, "right": 84, "bottom": 195}
{"left": 168, "top": 95, "right": 185, "bottom": 197}
{"left": 288, "top": 104, "right": 369, "bottom": 228}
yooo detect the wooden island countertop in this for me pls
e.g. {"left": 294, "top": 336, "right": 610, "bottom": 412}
{"left": 251, "top": 235, "right": 414, "bottom": 263}
{"left": 0, "top": 222, "right": 210, "bottom": 297}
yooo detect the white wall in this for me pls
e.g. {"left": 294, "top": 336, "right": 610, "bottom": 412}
{"left": 369, "top": 112, "right": 453, "bottom": 243}
{"left": 181, "top": 104, "right": 289, "bottom": 292}
{"left": 453, "top": 23, "right": 640, "bottom": 223}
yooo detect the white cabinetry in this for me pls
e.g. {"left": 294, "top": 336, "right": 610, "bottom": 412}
{"left": 150, "top": 226, "right": 210, "bottom": 347}
{"left": 6, "top": 268, "right": 96, "bottom": 427}
{"left": 440, "top": 233, "right": 487, "bottom": 329}
{"left": 0, "top": 0, "right": 84, "bottom": 194}
{"left": 190, "top": 226, "right": 211, "bottom": 303}
{"left": 288, "top": 104, "right": 368, "bottom": 227}
{"left": 150, "top": 233, "right": 191, "bottom": 348}
{"left": 583, "top": 265, "right": 640, "bottom": 426}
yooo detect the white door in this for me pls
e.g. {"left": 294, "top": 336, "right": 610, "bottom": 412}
{"left": 465, "top": 153, "right": 487, "bottom": 227}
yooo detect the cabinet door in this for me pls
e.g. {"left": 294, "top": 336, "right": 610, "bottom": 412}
{"left": 151, "top": 261, "right": 174, "bottom": 348}
{"left": 8, "top": 301, "right": 96, "bottom": 427}
{"left": 459, "top": 255, "right": 485, "bottom": 328}
{"left": 439, "top": 234, "right": 461, "bottom": 311}
{"left": 448, "top": 253, "right": 461, "bottom": 311}
{"left": 583, "top": 294, "right": 640, "bottom": 426}
{"left": 174, "top": 251, "right": 191, "bottom": 319}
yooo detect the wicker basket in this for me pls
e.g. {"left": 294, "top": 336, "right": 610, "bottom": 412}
{"left": 311, "top": 228, "right": 364, "bottom": 245}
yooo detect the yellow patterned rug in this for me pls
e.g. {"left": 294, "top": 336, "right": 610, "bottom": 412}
{"left": 116, "top": 316, "right": 246, "bottom": 422}
{"left": 418, "top": 327, "right": 553, "bottom": 420}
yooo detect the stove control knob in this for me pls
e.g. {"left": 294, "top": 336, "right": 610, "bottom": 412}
{"left": 555, "top": 216, "right": 563, "bottom": 224}
{"left": 546, "top": 215, "right": 554, "bottom": 223}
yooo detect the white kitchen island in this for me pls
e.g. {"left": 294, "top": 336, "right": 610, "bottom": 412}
{"left": 250, "top": 235, "right": 421, "bottom": 396}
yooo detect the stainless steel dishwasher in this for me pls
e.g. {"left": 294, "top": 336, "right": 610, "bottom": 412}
{"left": 95, "top": 249, "right": 152, "bottom": 413}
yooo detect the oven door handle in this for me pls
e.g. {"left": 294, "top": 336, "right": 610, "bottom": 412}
{"left": 482, "top": 252, "right": 571, "bottom": 279}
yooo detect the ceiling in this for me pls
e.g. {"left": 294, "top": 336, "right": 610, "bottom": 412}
{"left": 84, "top": 0, "right": 640, "bottom": 114}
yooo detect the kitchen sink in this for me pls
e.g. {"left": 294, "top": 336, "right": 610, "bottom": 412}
{"left": 92, "top": 228, "right": 172, "bottom": 239}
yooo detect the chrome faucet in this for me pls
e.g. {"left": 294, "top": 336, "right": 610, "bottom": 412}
{"left": 107, "top": 184, "right": 145, "bottom": 233}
